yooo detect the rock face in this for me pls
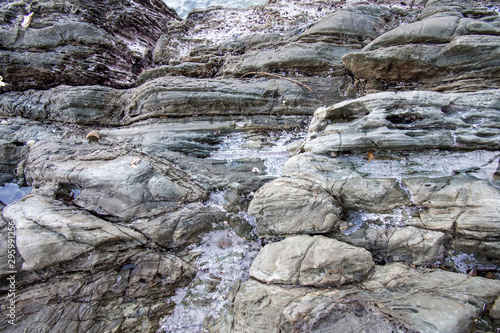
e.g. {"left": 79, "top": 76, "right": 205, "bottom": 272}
{"left": 0, "top": 0, "right": 180, "bottom": 90}
{"left": 248, "top": 178, "right": 342, "bottom": 236}
{"left": 249, "top": 235, "right": 374, "bottom": 287}
{"left": 1, "top": 0, "right": 499, "bottom": 332}
{"left": 342, "top": 0, "right": 500, "bottom": 92}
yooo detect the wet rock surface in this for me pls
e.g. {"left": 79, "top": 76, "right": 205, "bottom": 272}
{"left": 0, "top": 0, "right": 499, "bottom": 332}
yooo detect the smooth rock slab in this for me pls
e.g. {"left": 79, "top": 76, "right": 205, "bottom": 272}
{"left": 215, "top": 263, "right": 500, "bottom": 333}
{"left": 336, "top": 226, "right": 447, "bottom": 266}
{"left": 250, "top": 235, "right": 374, "bottom": 287}
{"left": 248, "top": 178, "right": 341, "bottom": 237}
{"left": 2, "top": 195, "right": 148, "bottom": 270}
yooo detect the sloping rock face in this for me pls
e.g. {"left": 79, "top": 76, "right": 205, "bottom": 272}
{"left": 213, "top": 0, "right": 500, "bottom": 332}
{"left": 342, "top": 0, "right": 500, "bottom": 92}
{"left": 0, "top": 0, "right": 180, "bottom": 90}
{"left": 0, "top": 0, "right": 499, "bottom": 332}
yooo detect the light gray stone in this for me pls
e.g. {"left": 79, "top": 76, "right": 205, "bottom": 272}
{"left": 250, "top": 235, "right": 374, "bottom": 287}
{"left": 336, "top": 226, "right": 447, "bottom": 266}
{"left": 2, "top": 195, "right": 148, "bottom": 270}
{"left": 340, "top": 177, "right": 410, "bottom": 213}
{"left": 304, "top": 90, "right": 500, "bottom": 154}
{"left": 248, "top": 178, "right": 342, "bottom": 237}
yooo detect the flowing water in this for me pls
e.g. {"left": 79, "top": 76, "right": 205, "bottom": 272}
{"left": 158, "top": 193, "right": 261, "bottom": 333}
{"left": 209, "top": 130, "right": 307, "bottom": 177}
{"left": 157, "top": 129, "right": 306, "bottom": 331}
{"left": 163, "top": 0, "right": 267, "bottom": 18}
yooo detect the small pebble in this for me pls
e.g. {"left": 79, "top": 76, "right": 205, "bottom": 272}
{"left": 26, "top": 140, "right": 36, "bottom": 147}
{"left": 86, "top": 130, "right": 100, "bottom": 142}
{"left": 252, "top": 167, "right": 261, "bottom": 173}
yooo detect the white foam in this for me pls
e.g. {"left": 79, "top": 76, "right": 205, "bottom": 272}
{"left": 158, "top": 229, "right": 260, "bottom": 333}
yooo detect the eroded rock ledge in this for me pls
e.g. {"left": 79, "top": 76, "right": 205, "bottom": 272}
{"left": 1, "top": 0, "right": 499, "bottom": 332}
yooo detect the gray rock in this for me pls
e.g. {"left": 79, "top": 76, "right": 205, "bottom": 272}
{"left": 209, "top": 279, "right": 313, "bottom": 333}
{"left": 278, "top": 293, "right": 418, "bottom": 333}
{"left": 0, "top": 248, "right": 194, "bottom": 333}
{"left": 0, "top": 0, "right": 179, "bottom": 90}
{"left": 342, "top": 10, "right": 500, "bottom": 92}
{"left": 304, "top": 90, "right": 500, "bottom": 154}
{"left": 24, "top": 141, "right": 206, "bottom": 221}
{"left": 363, "top": 16, "right": 461, "bottom": 51}
{"left": 340, "top": 177, "right": 410, "bottom": 213}
{"left": 362, "top": 264, "right": 500, "bottom": 333}
{"left": 299, "top": 5, "right": 391, "bottom": 43}
{"left": 131, "top": 203, "right": 226, "bottom": 248}
{"left": 248, "top": 178, "right": 341, "bottom": 237}
{"left": 2, "top": 195, "right": 149, "bottom": 270}
{"left": 491, "top": 296, "right": 500, "bottom": 322}
{"left": 404, "top": 176, "right": 500, "bottom": 239}
{"left": 221, "top": 42, "right": 353, "bottom": 76}
{"left": 0, "top": 76, "right": 324, "bottom": 126}
{"left": 336, "top": 226, "right": 447, "bottom": 266}
{"left": 282, "top": 152, "right": 357, "bottom": 194}
{"left": 216, "top": 263, "right": 500, "bottom": 333}
{"left": 250, "top": 235, "right": 374, "bottom": 287}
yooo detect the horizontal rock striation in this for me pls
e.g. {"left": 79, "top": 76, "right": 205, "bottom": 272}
{"left": 0, "top": 0, "right": 180, "bottom": 91}
{"left": 1, "top": 0, "right": 499, "bottom": 332}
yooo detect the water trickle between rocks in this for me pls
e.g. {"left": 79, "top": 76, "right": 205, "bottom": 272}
{"left": 0, "top": 183, "right": 31, "bottom": 205}
{"left": 209, "top": 130, "right": 307, "bottom": 177}
{"left": 158, "top": 193, "right": 261, "bottom": 333}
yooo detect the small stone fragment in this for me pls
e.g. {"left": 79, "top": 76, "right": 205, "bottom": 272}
{"left": 86, "top": 130, "right": 100, "bottom": 142}
{"left": 252, "top": 167, "right": 261, "bottom": 173}
{"left": 129, "top": 156, "right": 141, "bottom": 168}
{"left": 21, "top": 12, "right": 34, "bottom": 28}
{"left": 367, "top": 149, "right": 374, "bottom": 162}
{"left": 0, "top": 76, "right": 7, "bottom": 87}
{"left": 491, "top": 296, "right": 500, "bottom": 322}
{"left": 26, "top": 140, "right": 36, "bottom": 147}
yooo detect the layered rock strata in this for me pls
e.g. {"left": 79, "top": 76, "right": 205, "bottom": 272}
{"left": 0, "top": 0, "right": 499, "bottom": 332}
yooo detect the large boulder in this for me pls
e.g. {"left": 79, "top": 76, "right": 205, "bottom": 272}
{"left": 250, "top": 235, "right": 375, "bottom": 287}
{"left": 215, "top": 264, "right": 500, "bottom": 333}
{"left": 248, "top": 178, "right": 342, "bottom": 237}
{"left": 341, "top": 5, "right": 500, "bottom": 92}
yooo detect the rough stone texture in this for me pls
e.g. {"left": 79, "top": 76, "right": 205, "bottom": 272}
{"left": 0, "top": 76, "right": 325, "bottom": 126}
{"left": 1, "top": 0, "right": 500, "bottom": 332}
{"left": 0, "top": 0, "right": 180, "bottom": 90}
{"left": 24, "top": 141, "right": 206, "bottom": 221}
{"left": 250, "top": 235, "right": 374, "bottom": 287}
{"left": 248, "top": 178, "right": 342, "bottom": 237}
{"left": 336, "top": 226, "right": 447, "bottom": 266}
{"left": 214, "top": 264, "right": 500, "bottom": 333}
{"left": 304, "top": 90, "right": 500, "bottom": 154}
{"left": 491, "top": 296, "right": 500, "bottom": 321}
{"left": 404, "top": 176, "right": 500, "bottom": 239}
{"left": 0, "top": 248, "right": 194, "bottom": 333}
{"left": 361, "top": 264, "right": 500, "bottom": 333}
{"left": 3, "top": 194, "right": 150, "bottom": 270}
{"left": 342, "top": 0, "right": 500, "bottom": 92}
{"left": 340, "top": 177, "right": 410, "bottom": 213}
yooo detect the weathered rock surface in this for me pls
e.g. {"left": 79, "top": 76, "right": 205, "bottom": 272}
{"left": 0, "top": 0, "right": 180, "bottom": 91}
{"left": 1, "top": 0, "right": 500, "bottom": 332}
{"left": 336, "top": 226, "right": 447, "bottom": 266}
{"left": 342, "top": 0, "right": 500, "bottom": 92}
{"left": 304, "top": 89, "right": 500, "bottom": 154}
{"left": 214, "top": 263, "right": 500, "bottom": 333}
{"left": 250, "top": 235, "right": 374, "bottom": 287}
{"left": 0, "top": 76, "right": 322, "bottom": 125}
{"left": 248, "top": 178, "right": 342, "bottom": 236}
